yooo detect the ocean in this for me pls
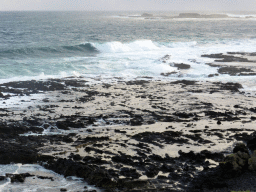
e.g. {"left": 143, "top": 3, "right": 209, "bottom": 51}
{"left": 1, "top": 11, "right": 256, "bottom": 191}
{"left": 1, "top": 11, "right": 256, "bottom": 90}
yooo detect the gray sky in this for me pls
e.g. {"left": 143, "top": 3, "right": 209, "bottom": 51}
{"left": 1, "top": 0, "right": 256, "bottom": 11}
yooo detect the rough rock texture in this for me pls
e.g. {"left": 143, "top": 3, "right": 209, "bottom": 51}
{"left": 0, "top": 75, "right": 256, "bottom": 191}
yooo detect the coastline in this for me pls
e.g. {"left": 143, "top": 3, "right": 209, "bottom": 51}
{"left": 1, "top": 10, "right": 256, "bottom": 191}
{"left": 0, "top": 67, "right": 256, "bottom": 191}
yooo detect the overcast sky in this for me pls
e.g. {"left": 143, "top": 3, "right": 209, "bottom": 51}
{"left": 1, "top": 0, "right": 256, "bottom": 11}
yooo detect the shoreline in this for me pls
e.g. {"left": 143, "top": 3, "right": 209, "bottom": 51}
{"left": 0, "top": 74, "right": 256, "bottom": 191}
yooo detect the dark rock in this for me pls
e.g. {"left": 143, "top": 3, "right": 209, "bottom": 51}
{"left": 174, "top": 112, "right": 194, "bottom": 118}
{"left": 145, "top": 165, "right": 159, "bottom": 178}
{"left": 62, "top": 136, "right": 73, "bottom": 143}
{"left": 0, "top": 176, "right": 5, "bottom": 181}
{"left": 251, "top": 116, "right": 256, "bottom": 120}
{"left": 71, "top": 154, "right": 82, "bottom": 161}
{"left": 173, "top": 63, "right": 191, "bottom": 69}
{"left": 37, "top": 176, "right": 54, "bottom": 181}
{"left": 45, "top": 158, "right": 117, "bottom": 189}
{"left": 120, "top": 167, "right": 141, "bottom": 179}
{"left": 83, "top": 156, "right": 107, "bottom": 164}
{"left": 6, "top": 173, "right": 33, "bottom": 183}
{"left": 114, "top": 129, "right": 127, "bottom": 134}
{"left": 56, "top": 121, "right": 70, "bottom": 130}
{"left": 171, "top": 80, "right": 196, "bottom": 86}
{"left": 160, "top": 72, "right": 178, "bottom": 76}
{"left": 112, "top": 154, "right": 133, "bottom": 165}
{"left": 247, "top": 137, "right": 256, "bottom": 151}
{"left": 202, "top": 53, "right": 251, "bottom": 62}
{"left": 233, "top": 143, "right": 249, "bottom": 154}
{"left": 218, "top": 66, "right": 254, "bottom": 76}
{"left": 126, "top": 80, "right": 148, "bottom": 86}
{"left": 130, "top": 116, "right": 143, "bottom": 126}
{"left": 160, "top": 164, "right": 175, "bottom": 173}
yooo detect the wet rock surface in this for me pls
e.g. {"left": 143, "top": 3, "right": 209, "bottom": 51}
{"left": 203, "top": 52, "right": 256, "bottom": 77}
{"left": 172, "top": 63, "right": 191, "bottom": 70}
{"left": 0, "top": 76, "right": 256, "bottom": 191}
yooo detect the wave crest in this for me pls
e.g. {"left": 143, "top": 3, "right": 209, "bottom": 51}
{"left": 0, "top": 43, "right": 99, "bottom": 58}
{"left": 94, "top": 40, "right": 160, "bottom": 53}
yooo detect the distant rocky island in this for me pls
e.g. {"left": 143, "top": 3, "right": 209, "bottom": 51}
{"left": 176, "top": 13, "right": 229, "bottom": 18}
{"left": 127, "top": 12, "right": 255, "bottom": 19}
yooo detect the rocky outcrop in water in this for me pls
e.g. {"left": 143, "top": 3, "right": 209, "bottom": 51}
{"left": 177, "top": 13, "right": 229, "bottom": 18}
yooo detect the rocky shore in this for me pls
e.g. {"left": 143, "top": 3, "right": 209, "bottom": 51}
{"left": 1, "top": 52, "right": 256, "bottom": 191}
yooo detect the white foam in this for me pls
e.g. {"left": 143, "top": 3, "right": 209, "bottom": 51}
{"left": 0, "top": 93, "right": 45, "bottom": 110}
{"left": 94, "top": 40, "right": 160, "bottom": 53}
{"left": 226, "top": 13, "right": 256, "bottom": 18}
{"left": 0, "top": 164, "right": 99, "bottom": 192}
{"left": 1, "top": 38, "right": 256, "bottom": 91}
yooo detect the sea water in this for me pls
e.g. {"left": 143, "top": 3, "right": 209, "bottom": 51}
{"left": 1, "top": 11, "right": 256, "bottom": 191}
{"left": 0, "top": 11, "right": 256, "bottom": 86}
{"left": 0, "top": 164, "right": 98, "bottom": 192}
